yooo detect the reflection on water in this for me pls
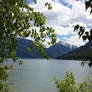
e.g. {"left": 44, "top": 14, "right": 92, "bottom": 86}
{"left": 10, "top": 59, "right": 92, "bottom": 92}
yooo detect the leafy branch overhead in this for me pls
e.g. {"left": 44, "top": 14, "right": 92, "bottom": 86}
{"left": 0, "top": 0, "right": 57, "bottom": 63}
{"left": 74, "top": 25, "right": 92, "bottom": 41}
{"left": 74, "top": 0, "right": 92, "bottom": 41}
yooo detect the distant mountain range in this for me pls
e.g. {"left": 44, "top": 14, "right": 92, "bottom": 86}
{"left": 57, "top": 41, "right": 92, "bottom": 60}
{"left": 45, "top": 41, "right": 77, "bottom": 58}
{"left": 16, "top": 38, "right": 77, "bottom": 58}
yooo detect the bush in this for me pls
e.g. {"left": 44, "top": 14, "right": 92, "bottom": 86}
{"left": 54, "top": 72, "right": 92, "bottom": 92}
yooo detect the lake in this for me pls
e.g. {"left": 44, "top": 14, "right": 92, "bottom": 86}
{"left": 10, "top": 59, "right": 92, "bottom": 92}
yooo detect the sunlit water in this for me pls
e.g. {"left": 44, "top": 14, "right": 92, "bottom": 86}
{"left": 9, "top": 59, "right": 92, "bottom": 92}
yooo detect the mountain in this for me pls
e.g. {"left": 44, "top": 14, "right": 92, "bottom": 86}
{"left": 57, "top": 41, "right": 92, "bottom": 60}
{"left": 16, "top": 38, "right": 77, "bottom": 58}
{"left": 46, "top": 41, "right": 77, "bottom": 58}
{"left": 16, "top": 38, "right": 42, "bottom": 58}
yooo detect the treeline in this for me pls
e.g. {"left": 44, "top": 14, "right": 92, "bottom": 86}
{"left": 57, "top": 41, "right": 92, "bottom": 61}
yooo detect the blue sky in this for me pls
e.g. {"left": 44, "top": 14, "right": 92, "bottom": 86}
{"left": 26, "top": 0, "right": 92, "bottom": 47}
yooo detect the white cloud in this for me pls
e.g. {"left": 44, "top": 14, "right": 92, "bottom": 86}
{"left": 45, "top": 2, "right": 71, "bottom": 26}
{"left": 54, "top": 26, "right": 76, "bottom": 36}
{"left": 30, "top": 0, "right": 71, "bottom": 26}
{"left": 69, "top": 1, "right": 92, "bottom": 25}
{"left": 28, "top": 0, "right": 92, "bottom": 46}
{"left": 64, "top": 35, "right": 85, "bottom": 47}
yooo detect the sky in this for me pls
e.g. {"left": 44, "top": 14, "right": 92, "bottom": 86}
{"left": 27, "top": 0, "right": 92, "bottom": 47}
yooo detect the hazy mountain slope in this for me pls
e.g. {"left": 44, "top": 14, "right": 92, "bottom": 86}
{"left": 16, "top": 38, "right": 42, "bottom": 58}
{"left": 46, "top": 41, "right": 77, "bottom": 58}
{"left": 57, "top": 41, "right": 92, "bottom": 60}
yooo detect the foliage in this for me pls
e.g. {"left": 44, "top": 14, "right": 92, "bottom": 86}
{"left": 0, "top": 0, "right": 56, "bottom": 62}
{"left": 74, "top": 25, "right": 92, "bottom": 41}
{"left": 74, "top": 0, "right": 92, "bottom": 42}
{"left": 0, "top": 66, "right": 15, "bottom": 92}
{"left": 54, "top": 72, "right": 92, "bottom": 92}
{"left": 74, "top": 0, "right": 92, "bottom": 66}
{"left": 0, "top": 0, "right": 57, "bottom": 91}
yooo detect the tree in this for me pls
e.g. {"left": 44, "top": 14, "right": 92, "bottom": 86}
{"left": 0, "top": 0, "right": 56, "bottom": 91}
{"left": 74, "top": 0, "right": 92, "bottom": 66}
{"left": 54, "top": 72, "right": 92, "bottom": 92}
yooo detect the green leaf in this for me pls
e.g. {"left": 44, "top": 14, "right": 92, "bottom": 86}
{"left": 45, "top": 2, "right": 48, "bottom": 6}
{"left": 85, "top": 1, "right": 90, "bottom": 10}
{"left": 34, "top": 0, "right": 37, "bottom": 4}
{"left": 19, "top": 60, "right": 24, "bottom": 65}
{"left": 10, "top": 50, "right": 16, "bottom": 56}
{"left": 74, "top": 25, "right": 79, "bottom": 31}
{"left": 27, "top": 47, "right": 31, "bottom": 52}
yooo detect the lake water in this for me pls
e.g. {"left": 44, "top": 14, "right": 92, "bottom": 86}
{"left": 10, "top": 59, "right": 92, "bottom": 92}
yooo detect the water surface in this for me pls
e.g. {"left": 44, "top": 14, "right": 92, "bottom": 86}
{"left": 10, "top": 59, "right": 92, "bottom": 92}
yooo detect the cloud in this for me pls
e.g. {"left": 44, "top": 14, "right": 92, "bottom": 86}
{"left": 63, "top": 35, "right": 85, "bottom": 47}
{"left": 30, "top": 0, "right": 71, "bottom": 26}
{"left": 69, "top": 0, "right": 92, "bottom": 25}
{"left": 54, "top": 26, "right": 76, "bottom": 36}
{"left": 28, "top": 0, "right": 92, "bottom": 46}
{"left": 45, "top": 1, "right": 71, "bottom": 26}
